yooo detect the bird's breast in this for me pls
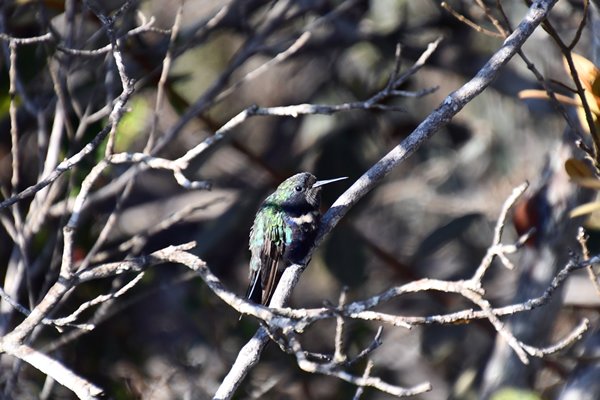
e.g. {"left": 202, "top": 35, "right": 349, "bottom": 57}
{"left": 288, "top": 211, "right": 317, "bottom": 228}
{"left": 283, "top": 210, "right": 320, "bottom": 263}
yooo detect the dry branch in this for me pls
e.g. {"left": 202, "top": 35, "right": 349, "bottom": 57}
{"left": 215, "top": 1, "right": 560, "bottom": 398}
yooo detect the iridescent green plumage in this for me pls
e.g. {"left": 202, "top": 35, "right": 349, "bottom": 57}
{"left": 247, "top": 172, "right": 346, "bottom": 305}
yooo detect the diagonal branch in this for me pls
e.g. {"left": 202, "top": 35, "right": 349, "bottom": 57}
{"left": 213, "top": 1, "right": 560, "bottom": 398}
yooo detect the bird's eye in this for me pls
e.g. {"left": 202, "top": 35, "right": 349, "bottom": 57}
{"left": 295, "top": 185, "right": 302, "bottom": 192}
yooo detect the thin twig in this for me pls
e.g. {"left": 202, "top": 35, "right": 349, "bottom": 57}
{"left": 352, "top": 360, "right": 374, "bottom": 400}
{"left": 333, "top": 288, "right": 348, "bottom": 364}
{"left": 578, "top": 227, "right": 600, "bottom": 295}
{"left": 441, "top": 2, "right": 504, "bottom": 37}
{"left": 287, "top": 331, "right": 431, "bottom": 397}
{"left": 472, "top": 182, "right": 529, "bottom": 283}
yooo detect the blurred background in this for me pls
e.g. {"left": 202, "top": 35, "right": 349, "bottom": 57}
{"left": 0, "top": 0, "right": 598, "bottom": 399}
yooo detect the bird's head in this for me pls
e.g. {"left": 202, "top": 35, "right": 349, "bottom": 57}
{"left": 266, "top": 172, "right": 347, "bottom": 211}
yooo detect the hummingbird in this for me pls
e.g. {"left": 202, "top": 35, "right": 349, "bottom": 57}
{"left": 246, "top": 172, "right": 347, "bottom": 306}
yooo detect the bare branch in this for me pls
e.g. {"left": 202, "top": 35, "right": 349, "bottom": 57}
{"left": 286, "top": 331, "right": 431, "bottom": 397}
{"left": 472, "top": 182, "right": 529, "bottom": 282}
{"left": 215, "top": 1, "right": 561, "bottom": 397}
{"left": 0, "top": 86, "right": 134, "bottom": 211}
{"left": 352, "top": 360, "right": 374, "bottom": 400}
{"left": 0, "top": 343, "right": 103, "bottom": 399}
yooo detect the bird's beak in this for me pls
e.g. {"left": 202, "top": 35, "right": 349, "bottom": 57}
{"left": 312, "top": 176, "right": 348, "bottom": 188}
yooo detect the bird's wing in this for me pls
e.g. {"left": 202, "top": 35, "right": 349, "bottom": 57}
{"left": 260, "top": 230, "right": 285, "bottom": 305}
{"left": 248, "top": 213, "right": 287, "bottom": 305}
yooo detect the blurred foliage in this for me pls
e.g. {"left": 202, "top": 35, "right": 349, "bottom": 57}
{"left": 490, "top": 388, "right": 542, "bottom": 400}
{"left": 115, "top": 96, "right": 151, "bottom": 152}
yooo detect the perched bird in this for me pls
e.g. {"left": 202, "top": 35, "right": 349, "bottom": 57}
{"left": 247, "top": 172, "right": 347, "bottom": 306}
